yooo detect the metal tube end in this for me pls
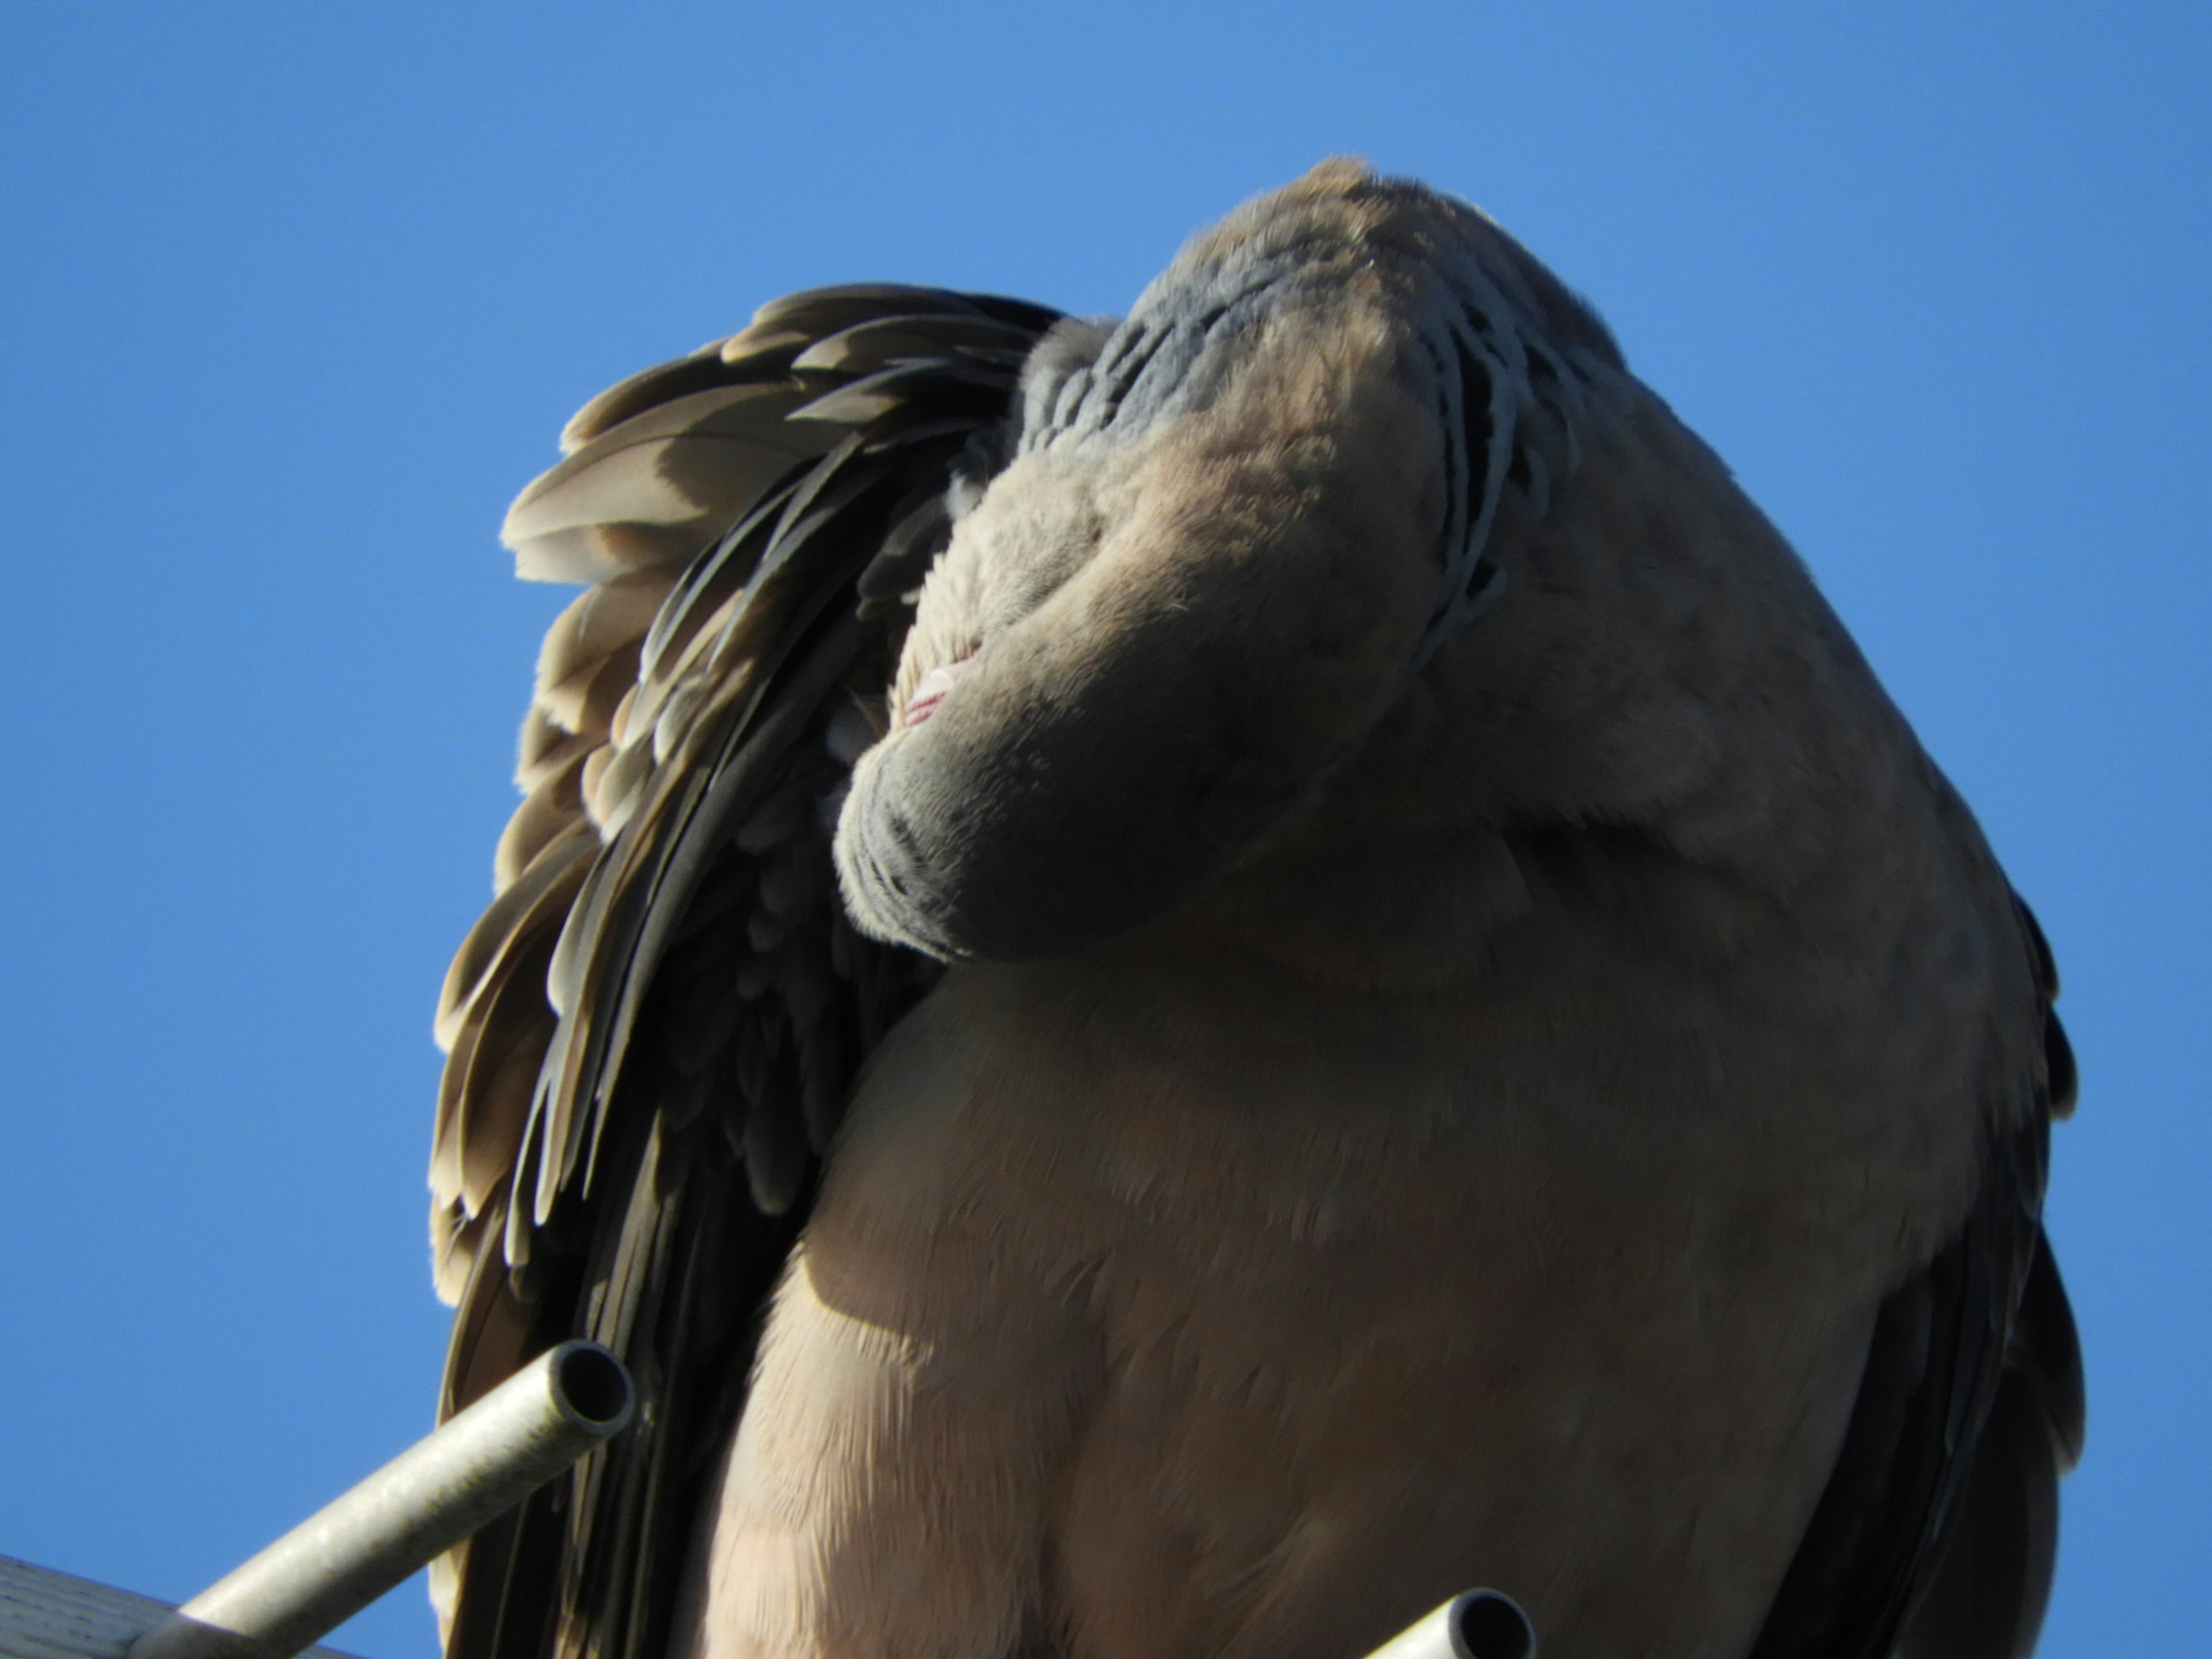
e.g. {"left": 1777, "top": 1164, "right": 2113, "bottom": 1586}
{"left": 128, "top": 1343, "right": 637, "bottom": 1659}
{"left": 1448, "top": 1591, "right": 1536, "bottom": 1659}
{"left": 546, "top": 1342, "right": 634, "bottom": 1434}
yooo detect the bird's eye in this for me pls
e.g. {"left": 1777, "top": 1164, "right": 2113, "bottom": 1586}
{"left": 902, "top": 660, "right": 971, "bottom": 729}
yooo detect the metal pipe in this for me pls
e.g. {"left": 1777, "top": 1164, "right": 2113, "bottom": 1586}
{"left": 130, "top": 1342, "right": 633, "bottom": 1659}
{"left": 1359, "top": 1590, "right": 1537, "bottom": 1659}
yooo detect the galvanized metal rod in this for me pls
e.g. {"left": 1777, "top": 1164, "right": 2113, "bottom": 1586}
{"left": 130, "top": 1342, "right": 633, "bottom": 1659}
{"left": 1360, "top": 1590, "right": 1537, "bottom": 1659}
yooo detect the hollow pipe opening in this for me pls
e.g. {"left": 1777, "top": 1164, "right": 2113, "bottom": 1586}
{"left": 551, "top": 1342, "right": 634, "bottom": 1430}
{"left": 1450, "top": 1591, "right": 1535, "bottom": 1659}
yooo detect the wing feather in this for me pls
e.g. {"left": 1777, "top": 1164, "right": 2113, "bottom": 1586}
{"left": 431, "top": 285, "right": 1058, "bottom": 1659}
{"left": 1749, "top": 893, "right": 2083, "bottom": 1659}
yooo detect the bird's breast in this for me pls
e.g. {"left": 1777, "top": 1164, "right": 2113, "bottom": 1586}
{"left": 793, "top": 916, "right": 1971, "bottom": 1659}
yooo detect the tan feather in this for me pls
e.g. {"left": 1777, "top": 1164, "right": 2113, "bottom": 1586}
{"left": 510, "top": 385, "right": 839, "bottom": 584}
{"left": 558, "top": 338, "right": 797, "bottom": 454}
{"left": 493, "top": 749, "right": 587, "bottom": 894}
{"left": 536, "top": 638, "right": 641, "bottom": 739}
{"left": 742, "top": 283, "right": 997, "bottom": 343}
{"left": 532, "top": 570, "right": 677, "bottom": 713}
{"left": 429, "top": 830, "right": 593, "bottom": 1211}
{"left": 435, "top": 822, "right": 597, "bottom": 1051}
{"left": 452, "top": 952, "right": 560, "bottom": 1216}
{"left": 516, "top": 708, "right": 598, "bottom": 794}
{"left": 790, "top": 314, "right": 1037, "bottom": 377}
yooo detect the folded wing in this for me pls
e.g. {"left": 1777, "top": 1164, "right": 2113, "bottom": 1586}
{"left": 1752, "top": 891, "right": 2084, "bottom": 1659}
{"left": 427, "top": 284, "right": 1063, "bottom": 1659}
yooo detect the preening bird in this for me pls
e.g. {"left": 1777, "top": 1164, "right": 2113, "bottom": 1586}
{"left": 427, "top": 161, "right": 2082, "bottom": 1659}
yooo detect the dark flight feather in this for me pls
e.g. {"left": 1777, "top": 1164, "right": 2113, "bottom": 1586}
{"left": 1749, "top": 895, "right": 2082, "bottom": 1659}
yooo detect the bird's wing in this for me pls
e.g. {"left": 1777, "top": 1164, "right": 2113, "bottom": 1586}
{"left": 1751, "top": 890, "right": 2085, "bottom": 1659}
{"left": 427, "top": 283, "right": 1063, "bottom": 1659}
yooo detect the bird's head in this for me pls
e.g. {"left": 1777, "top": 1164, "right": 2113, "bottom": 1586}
{"left": 835, "top": 160, "right": 1619, "bottom": 963}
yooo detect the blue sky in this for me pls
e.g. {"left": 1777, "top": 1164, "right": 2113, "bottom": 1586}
{"left": 1, "top": 5, "right": 2204, "bottom": 1656}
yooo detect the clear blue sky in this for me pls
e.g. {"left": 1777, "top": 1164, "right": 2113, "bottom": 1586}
{"left": 1, "top": 6, "right": 2204, "bottom": 1656}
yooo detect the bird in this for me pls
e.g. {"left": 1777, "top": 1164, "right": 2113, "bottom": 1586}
{"left": 426, "top": 160, "right": 2084, "bottom": 1659}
